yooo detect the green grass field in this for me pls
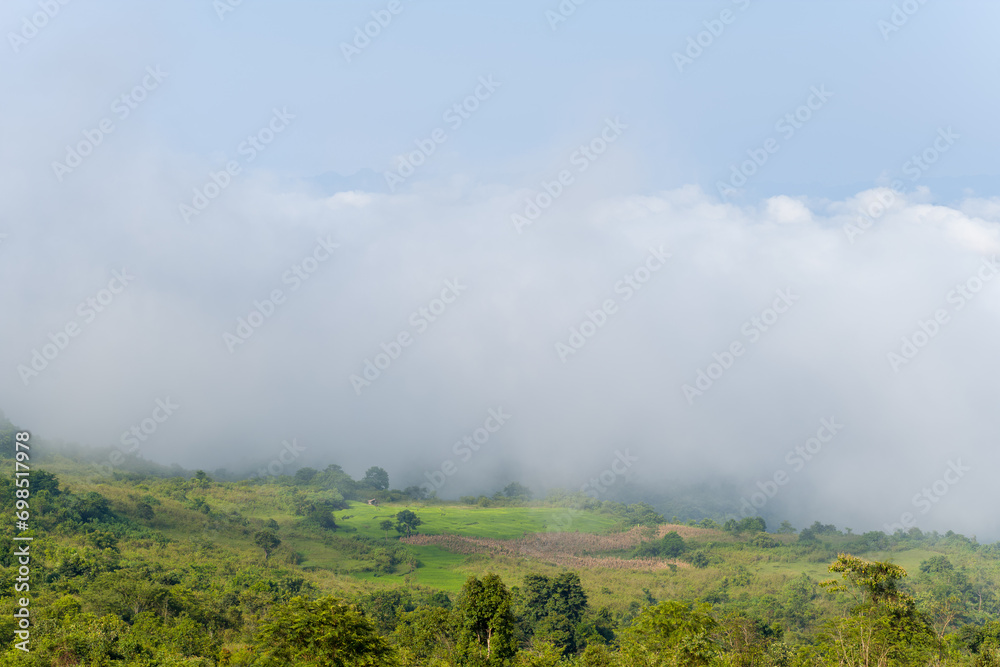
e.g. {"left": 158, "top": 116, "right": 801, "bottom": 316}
{"left": 346, "top": 545, "right": 473, "bottom": 590}
{"left": 334, "top": 501, "right": 622, "bottom": 539}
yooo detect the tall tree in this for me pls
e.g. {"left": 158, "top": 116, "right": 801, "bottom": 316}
{"left": 820, "top": 553, "right": 912, "bottom": 609}
{"left": 457, "top": 573, "right": 517, "bottom": 665}
{"left": 816, "top": 554, "right": 938, "bottom": 666}
{"left": 917, "top": 555, "right": 974, "bottom": 639}
{"left": 518, "top": 572, "right": 589, "bottom": 655}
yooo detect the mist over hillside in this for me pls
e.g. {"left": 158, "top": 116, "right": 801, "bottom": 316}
{"left": 3, "top": 1, "right": 1000, "bottom": 543}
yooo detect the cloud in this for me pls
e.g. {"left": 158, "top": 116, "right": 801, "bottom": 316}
{"left": 2, "top": 157, "right": 999, "bottom": 537}
{"left": 765, "top": 195, "right": 812, "bottom": 225}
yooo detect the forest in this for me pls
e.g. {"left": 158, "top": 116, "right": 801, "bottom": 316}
{"left": 2, "top": 414, "right": 1000, "bottom": 666}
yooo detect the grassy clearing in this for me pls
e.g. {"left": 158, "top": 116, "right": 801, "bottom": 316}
{"left": 335, "top": 501, "right": 621, "bottom": 539}
{"left": 407, "top": 545, "right": 470, "bottom": 589}
{"left": 348, "top": 545, "right": 473, "bottom": 590}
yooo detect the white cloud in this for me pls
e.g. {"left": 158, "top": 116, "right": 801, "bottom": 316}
{"left": 765, "top": 195, "right": 812, "bottom": 224}
{"left": 3, "top": 158, "right": 1000, "bottom": 536}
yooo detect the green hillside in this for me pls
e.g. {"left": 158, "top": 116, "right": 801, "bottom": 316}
{"left": 2, "top": 430, "right": 1000, "bottom": 665}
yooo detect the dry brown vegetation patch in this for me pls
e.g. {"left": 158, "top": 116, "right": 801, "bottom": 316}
{"left": 654, "top": 523, "right": 725, "bottom": 540}
{"left": 403, "top": 528, "right": 695, "bottom": 571}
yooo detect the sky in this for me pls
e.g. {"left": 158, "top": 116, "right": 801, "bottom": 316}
{"left": 2, "top": 0, "right": 999, "bottom": 538}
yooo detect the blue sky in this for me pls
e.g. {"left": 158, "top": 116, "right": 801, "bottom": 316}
{"left": 6, "top": 1, "right": 997, "bottom": 198}
{"left": 3, "top": 1, "right": 1000, "bottom": 535}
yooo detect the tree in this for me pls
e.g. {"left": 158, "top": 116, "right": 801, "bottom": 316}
{"left": 88, "top": 571, "right": 173, "bottom": 622}
{"left": 75, "top": 491, "right": 114, "bottom": 522}
{"left": 622, "top": 502, "right": 665, "bottom": 527}
{"left": 379, "top": 519, "right": 395, "bottom": 540}
{"left": 749, "top": 533, "right": 779, "bottom": 549}
{"left": 620, "top": 600, "right": 719, "bottom": 665}
{"left": 255, "top": 595, "right": 397, "bottom": 666}
{"left": 358, "top": 589, "right": 414, "bottom": 635}
{"left": 816, "top": 554, "right": 938, "bottom": 666}
{"left": 573, "top": 643, "right": 617, "bottom": 666}
{"left": 86, "top": 530, "right": 119, "bottom": 552}
{"left": 723, "top": 516, "right": 766, "bottom": 534}
{"left": 457, "top": 573, "right": 517, "bottom": 665}
{"left": 689, "top": 552, "right": 710, "bottom": 569}
{"left": 799, "top": 520, "right": 839, "bottom": 542}
{"left": 295, "top": 467, "right": 319, "bottom": 484}
{"left": 32, "top": 469, "right": 62, "bottom": 495}
{"left": 781, "top": 574, "right": 818, "bottom": 630}
{"left": 395, "top": 510, "right": 422, "bottom": 537}
{"left": 917, "top": 555, "right": 974, "bottom": 639}
{"left": 514, "top": 640, "right": 563, "bottom": 666}
{"left": 134, "top": 502, "right": 155, "bottom": 520}
{"left": 317, "top": 464, "right": 359, "bottom": 497}
{"left": 660, "top": 531, "right": 687, "bottom": 558}
{"left": 633, "top": 531, "right": 687, "bottom": 559}
{"left": 254, "top": 529, "right": 281, "bottom": 559}
{"left": 820, "top": 553, "right": 912, "bottom": 609}
{"left": 860, "top": 530, "right": 891, "bottom": 551}
{"left": 957, "top": 620, "right": 1000, "bottom": 661}
{"left": 715, "top": 614, "right": 783, "bottom": 666}
{"left": 427, "top": 591, "right": 452, "bottom": 609}
{"left": 739, "top": 516, "right": 767, "bottom": 533}
{"left": 518, "top": 572, "right": 589, "bottom": 655}
{"left": 777, "top": 520, "right": 797, "bottom": 534}
{"left": 402, "top": 485, "right": 428, "bottom": 500}
{"left": 27, "top": 611, "right": 150, "bottom": 664}
{"left": 363, "top": 466, "right": 390, "bottom": 491}
{"left": 392, "top": 606, "right": 458, "bottom": 665}
{"left": 307, "top": 507, "right": 337, "bottom": 531}
{"left": 503, "top": 482, "right": 532, "bottom": 499}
